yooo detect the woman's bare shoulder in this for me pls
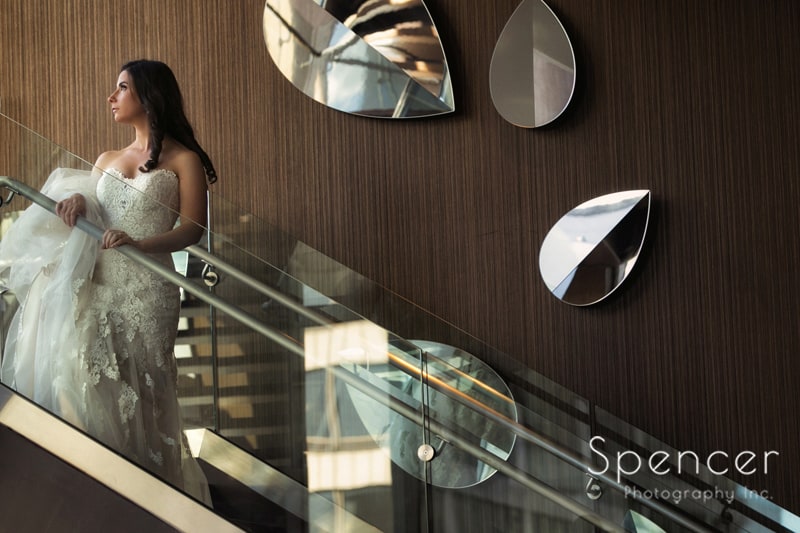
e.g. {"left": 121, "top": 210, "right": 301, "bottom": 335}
{"left": 163, "top": 144, "right": 203, "bottom": 178}
{"left": 92, "top": 150, "right": 125, "bottom": 174}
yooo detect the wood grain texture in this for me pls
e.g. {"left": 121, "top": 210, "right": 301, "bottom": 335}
{"left": 2, "top": 0, "right": 799, "bottom": 515}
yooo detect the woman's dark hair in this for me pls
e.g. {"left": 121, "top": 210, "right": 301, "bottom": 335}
{"left": 121, "top": 59, "right": 217, "bottom": 184}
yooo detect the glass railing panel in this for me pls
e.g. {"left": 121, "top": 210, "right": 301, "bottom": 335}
{"left": 173, "top": 250, "right": 218, "bottom": 431}
{"left": 303, "top": 321, "right": 430, "bottom": 532}
{"left": 0, "top": 111, "right": 434, "bottom": 531}
{"left": 197, "top": 170, "right": 767, "bottom": 531}
{"left": 416, "top": 353, "right": 704, "bottom": 533}
{"left": 188, "top": 219, "right": 629, "bottom": 530}
{"left": 184, "top": 230, "right": 598, "bottom": 530}
{"left": 419, "top": 370, "right": 608, "bottom": 531}
{"left": 188, "top": 288, "right": 433, "bottom": 530}
{"left": 201, "top": 182, "right": 800, "bottom": 531}
{"left": 415, "top": 346, "right": 800, "bottom": 532}
{"left": 5, "top": 110, "right": 797, "bottom": 532}
{"left": 205, "top": 189, "right": 594, "bottom": 444}
{"left": 428, "top": 484, "right": 604, "bottom": 533}
{"left": 0, "top": 113, "right": 93, "bottom": 194}
{"left": 185, "top": 228, "right": 608, "bottom": 532}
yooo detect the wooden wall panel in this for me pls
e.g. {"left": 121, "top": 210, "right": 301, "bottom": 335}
{"left": 2, "top": 0, "right": 799, "bottom": 514}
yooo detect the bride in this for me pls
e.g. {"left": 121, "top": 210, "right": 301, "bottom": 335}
{"left": 0, "top": 59, "right": 215, "bottom": 504}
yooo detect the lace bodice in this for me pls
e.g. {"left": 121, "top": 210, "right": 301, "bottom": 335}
{"left": 99, "top": 168, "right": 180, "bottom": 239}
{"left": 91, "top": 167, "right": 182, "bottom": 374}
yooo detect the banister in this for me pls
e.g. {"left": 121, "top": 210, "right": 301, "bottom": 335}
{"left": 0, "top": 175, "right": 714, "bottom": 533}
{"left": 0, "top": 176, "right": 304, "bottom": 356}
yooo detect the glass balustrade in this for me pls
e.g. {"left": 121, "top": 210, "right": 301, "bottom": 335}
{"left": 2, "top": 111, "right": 798, "bottom": 533}
{"left": 167, "top": 172, "right": 800, "bottom": 531}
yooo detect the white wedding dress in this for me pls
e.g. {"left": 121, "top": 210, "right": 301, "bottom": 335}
{"left": 0, "top": 167, "right": 211, "bottom": 504}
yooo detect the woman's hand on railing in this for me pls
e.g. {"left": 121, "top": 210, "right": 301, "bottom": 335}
{"left": 102, "top": 229, "right": 137, "bottom": 250}
{"left": 54, "top": 193, "right": 87, "bottom": 227}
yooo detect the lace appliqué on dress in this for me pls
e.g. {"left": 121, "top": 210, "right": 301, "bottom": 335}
{"left": 118, "top": 383, "right": 139, "bottom": 421}
{"left": 79, "top": 169, "right": 189, "bottom": 487}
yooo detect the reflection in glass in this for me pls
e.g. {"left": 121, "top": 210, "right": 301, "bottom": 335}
{"left": 623, "top": 510, "right": 667, "bottom": 533}
{"left": 343, "top": 338, "right": 518, "bottom": 489}
{"left": 490, "top": 0, "right": 576, "bottom": 127}
{"left": 263, "top": 0, "right": 454, "bottom": 118}
{"left": 538, "top": 190, "right": 651, "bottom": 306}
{"left": 304, "top": 321, "right": 395, "bottom": 530}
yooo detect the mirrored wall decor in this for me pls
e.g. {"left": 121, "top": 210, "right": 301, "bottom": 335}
{"left": 263, "top": 0, "right": 454, "bottom": 118}
{"left": 345, "top": 340, "right": 518, "bottom": 488}
{"left": 489, "top": 0, "right": 576, "bottom": 128}
{"left": 539, "top": 190, "right": 651, "bottom": 306}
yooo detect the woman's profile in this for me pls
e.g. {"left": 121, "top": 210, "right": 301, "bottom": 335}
{"left": 0, "top": 59, "right": 214, "bottom": 504}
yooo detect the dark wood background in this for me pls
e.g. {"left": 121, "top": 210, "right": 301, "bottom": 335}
{"left": 2, "top": 0, "right": 798, "bottom": 514}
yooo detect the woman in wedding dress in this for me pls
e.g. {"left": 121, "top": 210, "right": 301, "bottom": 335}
{"left": 0, "top": 60, "right": 215, "bottom": 504}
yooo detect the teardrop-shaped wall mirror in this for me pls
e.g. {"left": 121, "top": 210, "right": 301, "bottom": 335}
{"left": 539, "top": 190, "right": 651, "bottom": 306}
{"left": 490, "top": 0, "right": 576, "bottom": 127}
{"left": 263, "top": 0, "right": 454, "bottom": 118}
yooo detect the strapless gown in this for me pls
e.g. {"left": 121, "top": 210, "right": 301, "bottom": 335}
{"left": 0, "top": 167, "right": 210, "bottom": 504}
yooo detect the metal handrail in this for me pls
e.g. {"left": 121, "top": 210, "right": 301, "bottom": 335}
{"left": 0, "top": 176, "right": 711, "bottom": 533}
{"left": 188, "top": 235, "right": 800, "bottom": 533}
{"left": 0, "top": 177, "right": 304, "bottom": 357}
{"left": 186, "top": 204, "right": 718, "bottom": 532}
{"left": 186, "top": 244, "right": 335, "bottom": 327}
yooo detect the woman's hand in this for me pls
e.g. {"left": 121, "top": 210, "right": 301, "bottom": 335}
{"left": 102, "top": 229, "right": 137, "bottom": 250}
{"left": 54, "top": 193, "right": 87, "bottom": 227}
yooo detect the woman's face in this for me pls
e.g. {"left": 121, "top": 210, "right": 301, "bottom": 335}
{"left": 107, "top": 70, "right": 145, "bottom": 124}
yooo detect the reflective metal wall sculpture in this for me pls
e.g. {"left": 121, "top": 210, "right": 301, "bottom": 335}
{"left": 263, "top": 0, "right": 454, "bottom": 118}
{"left": 347, "top": 340, "right": 518, "bottom": 488}
{"left": 490, "top": 0, "right": 576, "bottom": 127}
{"left": 539, "top": 190, "right": 651, "bottom": 306}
